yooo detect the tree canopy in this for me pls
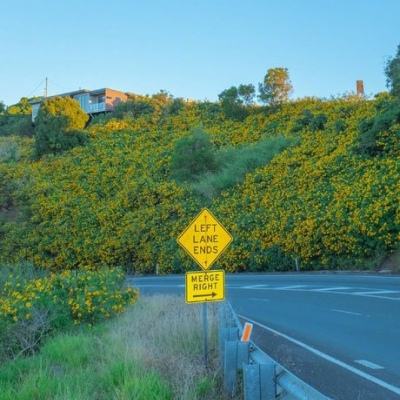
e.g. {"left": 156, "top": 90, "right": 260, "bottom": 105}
{"left": 385, "top": 44, "right": 400, "bottom": 98}
{"left": 34, "top": 96, "right": 89, "bottom": 158}
{"left": 258, "top": 67, "right": 293, "bottom": 105}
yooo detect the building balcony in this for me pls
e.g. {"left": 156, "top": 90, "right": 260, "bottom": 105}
{"left": 86, "top": 102, "right": 106, "bottom": 113}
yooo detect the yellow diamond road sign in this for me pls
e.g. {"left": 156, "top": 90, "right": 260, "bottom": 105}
{"left": 177, "top": 208, "right": 232, "bottom": 271}
{"left": 185, "top": 270, "right": 225, "bottom": 303}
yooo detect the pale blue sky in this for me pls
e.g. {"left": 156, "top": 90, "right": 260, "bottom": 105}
{"left": 1, "top": 0, "right": 399, "bottom": 105}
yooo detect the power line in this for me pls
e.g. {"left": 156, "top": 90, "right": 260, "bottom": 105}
{"left": 27, "top": 78, "right": 46, "bottom": 98}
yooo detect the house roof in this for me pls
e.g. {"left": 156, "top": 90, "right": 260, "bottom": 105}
{"left": 29, "top": 88, "right": 126, "bottom": 104}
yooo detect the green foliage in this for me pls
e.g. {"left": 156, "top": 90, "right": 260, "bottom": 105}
{"left": 0, "top": 265, "right": 138, "bottom": 361}
{"left": 0, "top": 330, "right": 172, "bottom": 400}
{"left": 334, "top": 119, "right": 347, "bottom": 133}
{"left": 171, "top": 128, "right": 220, "bottom": 183}
{"left": 218, "top": 85, "right": 254, "bottom": 120}
{"left": 112, "top": 99, "right": 155, "bottom": 119}
{"left": 6, "top": 98, "right": 31, "bottom": 116}
{"left": 258, "top": 67, "right": 292, "bottom": 105}
{"left": 0, "top": 139, "right": 20, "bottom": 163}
{"left": 192, "top": 135, "right": 294, "bottom": 199}
{"left": 0, "top": 115, "right": 33, "bottom": 137}
{"left": 248, "top": 245, "right": 295, "bottom": 272}
{"left": 354, "top": 98, "right": 400, "bottom": 157}
{"left": 0, "top": 98, "right": 34, "bottom": 137}
{"left": 291, "top": 109, "right": 315, "bottom": 131}
{"left": 163, "top": 97, "right": 185, "bottom": 116}
{"left": 385, "top": 44, "right": 400, "bottom": 98}
{"left": 291, "top": 110, "right": 328, "bottom": 132}
{"left": 0, "top": 93, "right": 398, "bottom": 273}
{"left": 196, "top": 101, "right": 222, "bottom": 121}
{"left": 238, "top": 84, "right": 256, "bottom": 105}
{"left": 34, "top": 97, "right": 89, "bottom": 158}
{"left": 310, "top": 113, "right": 328, "bottom": 131}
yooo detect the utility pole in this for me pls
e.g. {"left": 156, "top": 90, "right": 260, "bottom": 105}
{"left": 44, "top": 77, "right": 48, "bottom": 98}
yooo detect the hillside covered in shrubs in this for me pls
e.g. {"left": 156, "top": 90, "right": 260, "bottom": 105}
{"left": 0, "top": 89, "right": 399, "bottom": 274}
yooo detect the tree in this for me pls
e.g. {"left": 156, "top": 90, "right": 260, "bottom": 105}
{"left": 6, "top": 97, "right": 31, "bottom": 115}
{"left": 385, "top": 44, "right": 400, "bottom": 98}
{"left": 171, "top": 128, "right": 220, "bottom": 183}
{"left": 218, "top": 85, "right": 253, "bottom": 120}
{"left": 0, "top": 98, "right": 33, "bottom": 137}
{"left": 34, "top": 97, "right": 89, "bottom": 158}
{"left": 258, "top": 67, "right": 293, "bottom": 105}
{"left": 238, "top": 84, "right": 255, "bottom": 105}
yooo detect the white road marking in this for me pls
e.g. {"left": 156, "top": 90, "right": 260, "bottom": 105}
{"left": 355, "top": 360, "right": 384, "bottom": 370}
{"left": 249, "top": 298, "right": 270, "bottom": 302}
{"left": 134, "top": 284, "right": 182, "bottom": 288}
{"left": 313, "top": 286, "right": 351, "bottom": 292}
{"left": 242, "top": 284, "right": 269, "bottom": 289}
{"left": 331, "top": 309, "right": 362, "bottom": 316}
{"left": 228, "top": 286, "right": 400, "bottom": 301}
{"left": 273, "top": 285, "right": 309, "bottom": 290}
{"left": 238, "top": 314, "right": 400, "bottom": 396}
{"left": 353, "top": 290, "right": 400, "bottom": 296}
{"left": 349, "top": 293, "right": 400, "bottom": 301}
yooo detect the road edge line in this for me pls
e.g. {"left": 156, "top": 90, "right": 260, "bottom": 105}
{"left": 237, "top": 313, "right": 400, "bottom": 396}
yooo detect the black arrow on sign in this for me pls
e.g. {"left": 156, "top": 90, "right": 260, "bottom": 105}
{"left": 193, "top": 292, "right": 217, "bottom": 298}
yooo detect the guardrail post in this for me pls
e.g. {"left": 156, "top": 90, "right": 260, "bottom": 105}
{"left": 224, "top": 340, "right": 238, "bottom": 396}
{"left": 219, "top": 327, "right": 239, "bottom": 367}
{"left": 244, "top": 362, "right": 276, "bottom": 400}
{"left": 237, "top": 341, "right": 249, "bottom": 368}
{"left": 224, "top": 339, "right": 250, "bottom": 396}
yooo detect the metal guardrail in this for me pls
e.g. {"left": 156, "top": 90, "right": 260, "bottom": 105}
{"left": 218, "top": 302, "right": 331, "bottom": 400}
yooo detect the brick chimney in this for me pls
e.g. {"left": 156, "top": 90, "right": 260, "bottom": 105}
{"left": 356, "top": 80, "right": 365, "bottom": 97}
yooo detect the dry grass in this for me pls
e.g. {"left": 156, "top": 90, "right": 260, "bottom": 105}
{"left": 107, "top": 295, "right": 226, "bottom": 400}
{"left": 0, "top": 295, "right": 234, "bottom": 400}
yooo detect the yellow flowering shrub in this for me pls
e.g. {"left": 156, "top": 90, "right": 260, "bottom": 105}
{"left": 0, "top": 95, "right": 398, "bottom": 272}
{"left": 0, "top": 267, "right": 138, "bottom": 325}
{"left": 0, "top": 265, "right": 138, "bottom": 361}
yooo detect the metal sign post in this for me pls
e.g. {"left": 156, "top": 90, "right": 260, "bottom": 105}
{"left": 203, "top": 302, "right": 208, "bottom": 368}
{"left": 177, "top": 208, "right": 232, "bottom": 370}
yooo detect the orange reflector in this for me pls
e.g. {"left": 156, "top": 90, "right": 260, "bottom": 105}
{"left": 241, "top": 322, "right": 253, "bottom": 342}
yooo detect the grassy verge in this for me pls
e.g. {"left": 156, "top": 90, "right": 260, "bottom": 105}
{"left": 0, "top": 295, "right": 227, "bottom": 400}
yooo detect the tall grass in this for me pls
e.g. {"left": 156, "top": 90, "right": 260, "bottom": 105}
{"left": 193, "top": 135, "right": 294, "bottom": 199}
{"left": 0, "top": 295, "right": 227, "bottom": 400}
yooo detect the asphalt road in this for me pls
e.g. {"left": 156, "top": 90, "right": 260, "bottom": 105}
{"left": 128, "top": 273, "right": 400, "bottom": 400}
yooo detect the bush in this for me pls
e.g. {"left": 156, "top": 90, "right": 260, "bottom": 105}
{"left": 112, "top": 99, "right": 155, "bottom": 119}
{"left": 171, "top": 128, "right": 220, "bottom": 183}
{"left": 0, "top": 94, "right": 398, "bottom": 272}
{"left": 334, "top": 119, "right": 347, "bottom": 133}
{"left": 0, "top": 115, "right": 34, "bottom": 137}
{"left": 354, "top": 99, "right": 400, "bottom": 157}
{"left": 0, "top": 266, "right": 138, "bottom": 361}
{"left": 163, "top": 98, "right": 185, "bottom": 116}
{"left": 192, "top": 135, "right": 294, "bottom": 199}
{"left": 34, "top": 97, "right": 89, "bottom": 158}
{"left": 0, "top": 139, "right": 19, "bottom": 163}
{"left": 291, "top": 110, "right": 327, "bottom": 132}
{"left": 262, "top": 245, "right": 295, "bottom": 271}
{"left": 310, "top": 113, "right": 327, "bottom": 131}
{"left": 291, "top": 109, "right": 314, "bottom": 132}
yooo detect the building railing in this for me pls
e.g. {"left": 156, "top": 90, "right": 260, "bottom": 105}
{"left": 86, "top": 102, "right": 106, "bottom": 113}
{"left": 218, "top": 302, "right": 331, "bottom": 399}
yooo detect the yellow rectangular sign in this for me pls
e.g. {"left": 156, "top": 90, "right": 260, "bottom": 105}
{"left": 185, "top": 270, "right": 225, "bottom": 303}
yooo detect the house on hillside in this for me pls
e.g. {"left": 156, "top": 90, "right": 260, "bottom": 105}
{"left": 30, "top": 88, "right": 128, "bottom": 122}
